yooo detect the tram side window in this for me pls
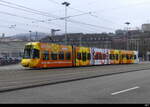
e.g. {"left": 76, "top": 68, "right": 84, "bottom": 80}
{"left": 66, "top": 52, "right": 71, "bottom": 60}
{"left": 131, "top": 55, "right": 134, "bottom": 60}
{"left": 129, "top": 55, "right": 133, "bottom": 60}
{"left": 119, "top": 55, "right": 121, "bottom": 59}
{"left": 95, "top": 54, "right": 99, "bottom": 60}
{"left": 134, "top": 55, "right": 137, "bottom": 60}
{"left": 59, "top": 52, "right": 64, "bottom": 60}
{"left": 51, "top": 53, "right": 58, "bottom": 60}
{"left": 109, "top": 54, "right": 112, "bottom": 60}
{"left": 122, "top": 55, "right": 125, "bottom": 59}
{"left": 82, "top": 52, "right": 87, "bottom": 61}
{"left": 87, "top": 53, "right": 91, "bottom": 60}
{"left": 126, "top": 54, "right": 129, "bottom": 60}
{"left": 32, "top": 49, "right": 40, "bottom": 59}
{"left": 112, "top": 54, "right": 114, "bottom": 60}
{"left": 77, "top": 53, "right": 81, "bottom": 60}
{"left": 99, "top": 54, "right": 103, "bottom": 60}
{"left": 113, "top": 54, "right": 115, "bottom": 60}
{"left": 103, "top": 54, "right": 106, "bottom": 60}
{"left": 43, "top": 51, "right": 49, "bottom": 60}
{"left": 116, "top": 54, "right": 119, "bottom": 60}
{"left": 110, "top": 54, "right": 114, "bottom": 60}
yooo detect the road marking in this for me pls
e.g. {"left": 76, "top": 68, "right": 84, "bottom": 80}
{"left": 111, "top": 86, "right": 140, "bottom": 95}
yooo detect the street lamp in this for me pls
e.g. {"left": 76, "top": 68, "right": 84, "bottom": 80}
{"left": 125, "top": 22, "right": 131, "bottom": 50}
{"left": 125, "top": 22, "right": 130, "bottom": 26}
{"left": 35, "top": 32, "right": 38, "bottom": 41}
{"left": 29, "top": 30, "right": 32, "bottom": 42}
{"left": 62, "top": 1, "right": 70, "bottom": 45}
{"left": 49, "top": 29, "right": 61, "bottom": 43}
{"left": 51, "top": 29, "right": 61, "bottom": 37}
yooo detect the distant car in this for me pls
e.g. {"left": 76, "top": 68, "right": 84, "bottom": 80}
{"left": 0, "top": 57, "right": 21, "bottom": 66}
{"left": 0, "top": 57, "right": 6, "bottom": 65}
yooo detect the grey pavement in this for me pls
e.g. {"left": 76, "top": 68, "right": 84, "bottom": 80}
{"left": 0, "top": 64, "right": 24, "bottom": 71}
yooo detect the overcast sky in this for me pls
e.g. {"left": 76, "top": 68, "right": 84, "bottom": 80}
{"left": 0, "top": 0, "right": 150, "bottom": 36}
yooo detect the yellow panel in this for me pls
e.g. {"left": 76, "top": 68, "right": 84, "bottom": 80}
{"left": 114, "top": 50, "right": 120, "bottom": 64}
{"left": 75, "top": 46, "right": 90, "bottom": 66}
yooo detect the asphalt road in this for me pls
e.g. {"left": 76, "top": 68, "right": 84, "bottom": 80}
{"left": 0, "top": 63, "right": 150, "bottom": 92}
{"left": 0, "top": 69, "right": 150, "bottom": 104}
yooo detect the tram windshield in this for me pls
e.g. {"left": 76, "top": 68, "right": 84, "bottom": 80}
{"left": 23, "top": 45, "right": 39, "bottom": 59}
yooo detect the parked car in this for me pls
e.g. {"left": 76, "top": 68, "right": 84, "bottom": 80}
{"left": 0, "top": 57, "right": 21, "bottom": 66}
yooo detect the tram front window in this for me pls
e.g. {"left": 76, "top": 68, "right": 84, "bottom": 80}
{"left": 24, "top": 48, "right": 32, "bottom": 59}
{"left": 23, "top": 45, "right": 39, "bottom": 59}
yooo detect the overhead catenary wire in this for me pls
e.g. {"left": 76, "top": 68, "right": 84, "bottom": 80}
{"left": 0, "top": 24, "right": 30, "bottom": 32}
{"left": 0, "top": 0, "right": 66, "bottom": 29}
{"left": 45, "top": 0, "right": 116, "bottom": 32}
{"left": 0, "top": 0, "right": 116, "bottom": 34}
{"left": 0, "top": 0, "right": 116, "bottom": 28}
{"left": 0, "top": 0, "right": 60, "bottom": 19}
{"left": 47, "top": 0, "right": 94, "bottom": 14}
{"left": 47, "top": 12, "right": 93, "bottom": 21}
{"left": 67, "top": 22, "right": 103, "bottom": 33}
{"left": 0, "top": 10, "right": 62, "bottom": 28}
{"left": 0, "top": 11, "right": 65, "bottom": 35}
{"left": 47, "top": 0, "right": 118, "bottom": 26}
{"left": 47, "top": 0, "right": 60, "bottom": 5}
{"left": 0, "top": 0, "right": 99, "bottom": 23}
{"left": 0, "top": 10, "right": 43, "bottom": 22}
{"left": 68, "top": 19, "right": 115, "bottom": 30}
{"left": 0, "top": 17, "right": 52, "bottom": 30}
{"left": 0, "top": 23, "right": 54, "bottom": 36}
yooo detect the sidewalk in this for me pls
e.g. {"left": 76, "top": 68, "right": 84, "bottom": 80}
{"left": 139, "top": 61, "right": 150, "bottom": 64}
{"left": 0, "top": 64, "right": 24, "bottom": 71}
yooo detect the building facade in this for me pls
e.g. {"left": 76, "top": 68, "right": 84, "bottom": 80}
{"left": 0, "top": 41, "right": 27, "bottom": 58}
{"left": 41, "top": 33, "right": 112, "bottom": 49}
